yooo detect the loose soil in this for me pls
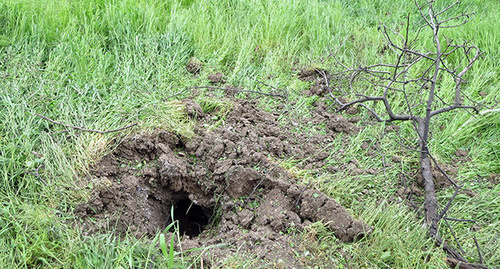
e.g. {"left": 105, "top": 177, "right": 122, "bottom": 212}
{"left": 75, "top": 98, "right": 373, "bottom": 267}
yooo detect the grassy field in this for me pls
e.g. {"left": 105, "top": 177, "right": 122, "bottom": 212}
{"left": 0, "top": 0, "right": 498, "bottom": 268}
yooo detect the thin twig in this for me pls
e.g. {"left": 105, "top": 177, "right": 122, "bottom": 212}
{"left": 444, "top": 218, "right": 466, "bottom": 256}
{"left": 473, "top": 236, "right": 483, "bottom": 264}
{"left": 428, "top": 152, "right": 459, "bottom": 187}
{"left": 435, "top": 235, "right": 468, "bottom": 265}
{"left": 444, "top": 217, "right": 476, "bottom": 223}
{"left": 164, "top": 84, "right": 288, "bottom": 102}
{"left": 37, "top": 114, "right": 137, "bottom": 134}
{"left": 358, "top": 103, "right": 384, "bottom": 122}
{"left": 253, "top": 78, "right": 289, "bottom": 100}
{"left": 437, "top": 185, "right": 462, "bottom": 222}
{"left": 162, "top": 87, "right": 189, "bottom": 101}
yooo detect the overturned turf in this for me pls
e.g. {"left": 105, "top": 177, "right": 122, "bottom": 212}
{"left": 75, "top": 99, "right": 373, "bottom": 266}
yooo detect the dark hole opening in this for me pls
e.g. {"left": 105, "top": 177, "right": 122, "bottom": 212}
{"left": 173, "top": 198, "right": 211, "bottom": 237}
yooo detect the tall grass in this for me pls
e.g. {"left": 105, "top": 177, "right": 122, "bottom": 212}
{"left": 0, "top": 0, "right": 498, "bottom": 267}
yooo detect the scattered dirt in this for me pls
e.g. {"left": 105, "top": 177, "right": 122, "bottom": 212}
{"left": 460, "top": 188, "right": 478, "bottom": 198}
{"left": 298, "top": 68, "right": 361, "bottom": 115}
{"left": 182, "top": 99, "right": 204, "bottom": 119}
{"left": 75, "top": 98, "right": 373, "bottom": 267}
{"left": 298, "top": 67, "right": 331, "bottom": 96}
{"left": 452, "top": 149, "right": 472, "bottom": 164}
{"left": 394, "top": 159, "right": 478, "bottom": 204}
{"left": 488, "top": 174, "right": 499, "bottom": 186}
{"left": 396, "top": 185, "right": 424, "bottom": 199}
{"left": 432, "top": 165, "right": 457, "bottom": 190}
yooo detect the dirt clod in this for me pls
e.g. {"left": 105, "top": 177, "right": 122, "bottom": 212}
{"left": 186, "top": 58, "right": 203, "bottom": 74}
{"left": 182, "top": 99, "right": 204, "bottom": 119}
{"left": 208, "top": 72, "right": 225, "bottom": 84}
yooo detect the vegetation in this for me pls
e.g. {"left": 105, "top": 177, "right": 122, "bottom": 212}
{"left": 0, "top": 0, "right": 498, "bottom": 268}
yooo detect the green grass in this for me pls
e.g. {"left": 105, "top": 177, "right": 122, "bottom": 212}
{"left": 0, "top": 0, "right": 498, "bottom": 268}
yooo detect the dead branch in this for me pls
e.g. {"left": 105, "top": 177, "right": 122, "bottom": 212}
{"left": 37, "top": 114, "right": 137, "bottom": 134}
{"left": 445, "top": 257, "right": 481, "bottom": 269}
{"left": 437, "top": 185, "right": 462, "bottom": 222}
{"left": 358, "top": 103, "right": 384, "bottom": 122}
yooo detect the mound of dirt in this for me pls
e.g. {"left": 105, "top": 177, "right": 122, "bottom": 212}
{"left": 75, "top": 99, "right": 373, "bottom": 266}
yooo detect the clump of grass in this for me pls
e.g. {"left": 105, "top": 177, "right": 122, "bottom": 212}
{"left": 345, "top": 201, "right": 449, "bottom": 268}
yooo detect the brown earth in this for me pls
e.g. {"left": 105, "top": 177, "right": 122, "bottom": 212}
{"left": 186, "top": 58, "right": 203, "bottom": 74}
{"left": 75, "top": 98, "right": 373, "bottom": 267}
{"left": 208, "top": 72, "right": 225, "bottom": 84}
{"left": 298, "top": 67, "right": 331, "bottom": 96}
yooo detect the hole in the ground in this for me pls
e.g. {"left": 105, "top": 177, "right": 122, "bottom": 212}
{"left": 173, "top": 198, "right": 211, "bottom": 237}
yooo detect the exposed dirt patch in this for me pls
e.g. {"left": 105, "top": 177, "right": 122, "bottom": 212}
{"left": 208, "top": 72, "right": 225, "bottom": 84}
{"left": 488, "top": 174, "right": 499, "bottom": 186}
{"left": 452, "top": 149, "right": 472, "bottom": 164}
{"left": 186, "top": 58, "right": 203, "bottom": 74}
{"left": 75, "top": 99, "right": 373, "bottom": 267}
